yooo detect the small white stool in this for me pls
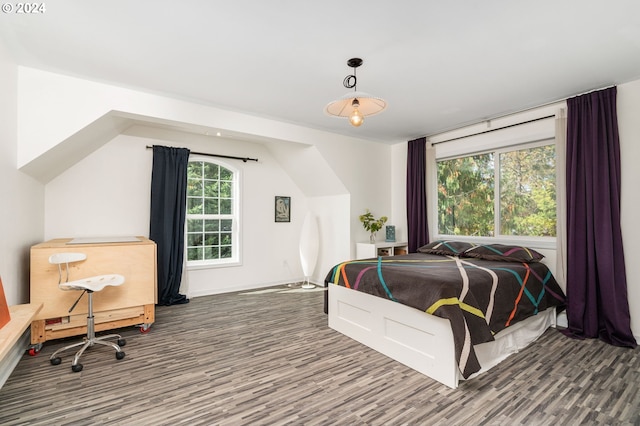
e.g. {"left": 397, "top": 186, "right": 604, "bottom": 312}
{"left": 48, "top": 253, "right": 126, "bottom": 372}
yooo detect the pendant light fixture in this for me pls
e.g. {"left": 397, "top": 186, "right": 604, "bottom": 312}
{"left": 325, "top": 58, "right": 387, "bottom": 127}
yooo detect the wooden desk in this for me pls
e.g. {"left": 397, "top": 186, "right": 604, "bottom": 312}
{"left": 30, "top": 237, "right": 156, "bottom": 345}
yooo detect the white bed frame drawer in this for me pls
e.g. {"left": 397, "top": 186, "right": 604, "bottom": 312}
{"left": 329, "top": 283, "right": 458, "bottom": 388}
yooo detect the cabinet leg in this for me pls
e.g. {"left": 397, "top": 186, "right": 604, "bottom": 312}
{"left": 30, "top": 319, "right": 46, "bottom": 345}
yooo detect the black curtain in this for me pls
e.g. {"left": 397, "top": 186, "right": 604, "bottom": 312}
{"left": 406, "top": 137, "right": 429, "bottom": 252}
{"left": 564, "top": 87, "right": 636, "bottom": 347}
{"left": 150, "top": 145, "right": 190, "bottom": 306}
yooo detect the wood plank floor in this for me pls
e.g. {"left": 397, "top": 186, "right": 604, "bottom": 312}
{"left": 1, "top": 284, "right": 639, "bottom": 425}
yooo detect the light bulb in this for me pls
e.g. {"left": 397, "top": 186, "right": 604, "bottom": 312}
{"left": 349, "top": 108, "right": 364, "bottom": 127}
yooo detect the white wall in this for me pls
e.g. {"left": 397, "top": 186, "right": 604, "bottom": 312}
{"left": 618, "top": 79, "right": 640, "bottom": 339}
{"left": 44, "top": 133, "right": 152, "bottom": 239}
{"left": 20, "top": 68, "right": 392, "bottom": 297}
{"left": 312, "top": 137, "right": 392, "bottom": 255}
{"left": 41, "top": 125, "right": 388, "bottom": 296}
{"left": 44, "top": 126, "right": 310, "bottom": 296}
{"left": 391, "top": 142, "right": 408, "bottom": 244}
{"left": 0, "top": 42, "right": 44, "bottom": 305}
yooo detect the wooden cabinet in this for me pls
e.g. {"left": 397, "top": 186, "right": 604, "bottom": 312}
{"left": 30, "top": 237, "right": 156, "bottom": 345}
{"left": 356, "top": 241, "right": 408, "bottom": 260}
{"left": 0, "top": 304, "right": 42, "bottom": 361}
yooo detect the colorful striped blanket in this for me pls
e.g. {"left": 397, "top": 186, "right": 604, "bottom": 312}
{"left": 325, "top": 253, "right": 566, "bottom": 378}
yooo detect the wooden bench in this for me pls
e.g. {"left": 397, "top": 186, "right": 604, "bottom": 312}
{"left": 0, "top": 303, "right": 43, "bottom": 363}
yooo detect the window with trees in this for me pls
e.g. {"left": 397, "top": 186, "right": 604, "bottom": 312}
{"left": 186, "top": 159, "right": 239, "bottom": 266}
{"left": 437, "top": 142, "right": 556, "bottom": 238}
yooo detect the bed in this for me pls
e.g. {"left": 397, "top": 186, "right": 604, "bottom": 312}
{"left": 324, "top": 241, "right": 566, "bottom": 388}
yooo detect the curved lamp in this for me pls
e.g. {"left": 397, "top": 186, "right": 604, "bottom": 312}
{"left": 325, "top": 58, "right": 387, "bottom": 127}
{"left": 299, "top": 212, "right": 319, "bottom": 290}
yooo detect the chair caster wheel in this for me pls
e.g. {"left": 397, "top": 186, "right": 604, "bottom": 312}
{"left": 72, "top": 363, "right": 83, "bottom": 372}
{"left": 50, "top": 357, "right": 62, "bottom": 366}
{"left": 117, "top": 339, "right": 126, "bottom": 347}
{"left": 116, "top": 351, "right": 125, "bottom": 360}
{"left": 28, "top": 344, "right": 42, "bottom": 356}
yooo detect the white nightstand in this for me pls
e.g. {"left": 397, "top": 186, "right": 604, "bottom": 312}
{"left": 356, "top": 241, "right": 408, "bottom": 259}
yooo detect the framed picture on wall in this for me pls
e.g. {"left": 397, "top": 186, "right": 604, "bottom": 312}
{"left": 275, "top": 196, "right": 291, "bottom": 222}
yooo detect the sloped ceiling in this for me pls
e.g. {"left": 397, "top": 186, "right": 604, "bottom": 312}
{"left": 1, "top": 1, "right": 639, "bottom": 144}
{"left": 18, "top": 113, "right": 132, "bottom": 183}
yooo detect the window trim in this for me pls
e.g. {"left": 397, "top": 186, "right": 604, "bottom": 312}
{"left": 185, "top": 156, "right": 241, "bottom": 270}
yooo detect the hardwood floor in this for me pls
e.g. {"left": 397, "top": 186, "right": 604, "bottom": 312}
{"left": 1, "top": 284, "right": 639, "bottom": 425}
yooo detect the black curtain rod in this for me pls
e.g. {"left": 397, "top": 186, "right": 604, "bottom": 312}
{"left": 146, "top": 146, "right": 258, "bottom": 162}
{"left": 431, "top": 114, "right": 556, "bottom": 145}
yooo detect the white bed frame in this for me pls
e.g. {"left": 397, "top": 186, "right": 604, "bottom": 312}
{"left": 328, "top": 283, "right": 557, "bottom": 388}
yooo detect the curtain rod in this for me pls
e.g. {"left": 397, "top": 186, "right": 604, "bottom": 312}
{"left": 146, "top": 146, "right": 258, "bottom": 162}
{"left": 430, "top": 114, "right": 555, "bottom": 145}
{"left": 428, "top": 84, "right": 614, "bottom": 145}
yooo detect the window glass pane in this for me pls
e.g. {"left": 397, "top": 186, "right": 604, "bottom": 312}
{"left": 220, "top": 199, "right": 232, "bottom": 214}
{"left": 221, "top": 232, "right": 232, "bottom": 245}
{"left": 500, "top": 145, "right": 556, "bottom": 236}
{"left": 187, "top": 179, "right": 203, "bottom": 197}
{"left": 203, "top": 163, "right": 218, "bottom": 180}
{"left": 220, "top": 167, "right": 233, "bottom": 181}
{"left": 204, "top": 219, "right": 219, "bottom": 232}
{"left": 187, "top": 198, "right": 203, "bottom": 214}
{"left": 187, "top": 162, "right": 202, "bottom": 179}
{"left": 187, "top": 219, "right": 203, "bottom": 232}
{"left": 187, "top": 233, "right": 203, "bottom": 247}
{"left": 204, "top": 198, "right": 218, "bottom": 214}
{"left": 219, "top": 181, "right": 232, "bottom": 198}
{"left": 204, "top": 233, "right": 218, "bottom": 246}
{"left": 221, "top": 219, "right": 232, "bottom": 232}
{"left": 205, "top": 246, "right": 219, "bottom": 259}
{"left": 437, "top": 154, "right": 494, "bottom": 236}
{"left": 187, "top": 247, "right": 202, "bottom": 261}
{"left": 204, "top": 181, "right": 219, "bottom": 198}
{"left": 221, "top": 246, "right": 232, "bottom": 258}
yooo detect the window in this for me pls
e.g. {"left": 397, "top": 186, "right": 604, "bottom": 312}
{"left": 186, "top": 159, "right": 239, "bottom": 266}
{"left": 437, "top": 142, "right": 556, "bottom": 238}
{"left": 438, "top": 152, "right": 494, "bottom": 236}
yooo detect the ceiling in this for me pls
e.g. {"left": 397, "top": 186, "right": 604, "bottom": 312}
{"left": 1, "top": 1, "right": 639, "bottom": 144}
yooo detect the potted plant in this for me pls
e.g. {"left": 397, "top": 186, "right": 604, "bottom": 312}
{"left": 359, "top": 209, "right": 388, "bottom": 243}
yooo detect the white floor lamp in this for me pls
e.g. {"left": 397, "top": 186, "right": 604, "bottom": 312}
{"left": 299, "top": 212, "right": 319, "bottom": 289}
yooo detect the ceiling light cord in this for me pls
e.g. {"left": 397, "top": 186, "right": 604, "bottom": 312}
{"left": 343, "top": 71, "right": 357, "bottom": 90}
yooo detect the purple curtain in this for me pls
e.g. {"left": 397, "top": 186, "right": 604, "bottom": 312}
{"left": 565, "top": 87, "right": 636, "bottom": 347}
{"left": 406, "top": 137, "right": 429, "bottom": 252}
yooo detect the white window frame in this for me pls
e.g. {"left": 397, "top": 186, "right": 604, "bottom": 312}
{"left": 186, "top": 156, "right": 241, "bottom": 269}
{"left": 429, "top": 114, "right": 558, "bottom": 250}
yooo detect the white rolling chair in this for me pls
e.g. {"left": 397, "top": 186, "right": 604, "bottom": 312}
{"left": 48, "top": 252, "right": 126, "bottom": 372}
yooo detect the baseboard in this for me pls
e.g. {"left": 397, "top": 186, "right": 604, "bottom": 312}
{"left": 187, "top": 278, "right": 314, "bottom": 298}
{"left": 0, "top": 329, "right": 29, "bottom": 389}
